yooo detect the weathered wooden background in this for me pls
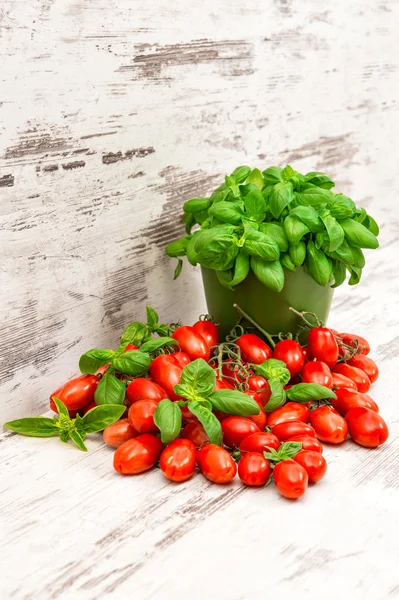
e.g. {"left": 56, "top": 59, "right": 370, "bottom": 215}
{"left": 1, "top": 0, "right": 398, "bottom": 422}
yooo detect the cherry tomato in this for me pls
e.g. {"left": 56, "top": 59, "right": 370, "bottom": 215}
{"left": 331, "top": 373, "right": 358, "bottom": 391}
{"left": 245, "top": 391, "right": 267, "bottom": 430}
{"left": 347, "top": 355, "right": 379, "bottom": 384}
{"left": 113, "top": 434, "right": 163, "bottom": 475}
{"left": 345, "top": 407, "right": 389, "bottom": 448}
{"left": 273, "top": 460, "right": 308, "bottom": 499}
{"left": 128, "top": 400, "right": 158, "bottom": 434}
{"left": 273, "top": 340, "right": 305, "bottom": 377}
{"left": 95, "top": 364, "right": 110, "bottom": 376}
{"left": 332, "top": 388, "right": 379, "bottom": 416}
{"left": 293, "top": 450, "right": 327, "bottom": 483}
{"left": 50, "top": 374, "right": 99, "bottom": 413}
{"left": 214, "top": 378, "right": 234, "bottom": 391}
{"left": 197, "top": 444, "right": 237, "bottom": 484}
{"left": 339, "top": 333, "right": 370, "bottom": 356}
{"left": 332, "top": 363, "right": 371, "bottom": 393}
{"left": 302, "top": 346, "right": 310, "bottom": 363}
{"left": 221, "top": 417, "right": 260, "bottom": 448}
{"left": 236, "top": 333, "right": 273, "bottom": 364}
{"left": 239, "top": 431, "right": 280, "bottom": 454}
{"left": 302, "top": 361, "right": 333, "bottom": 388}
{"left": 271, "top": 420, "right": 316, "bottom": 441}
{"left": 238, "top": 452, "right": 271, "bottom": 487}
{"left": 248, "top": 376, "right": 271, "bottom": 406}
{"left": 83, "top": 401, "right": 98, "bottom": 414}
{"left": 159, "top": 439, "right": 196, "bottom": 482}
{"left": 213, "top": 411, "right": 229, "bottom": 422}
{"left": 150, "top": 355, "right": 182, "bottom": 401}
{"left": 181, "top": 422, "right": 209, "bottom": 447}
{"left": 126, "top": 378, "right": 167, "bottom": 405}
{"left": 172, "top": 326, "right": 210, "bottom": 361}
{"left": 171, "top": 351, "right": 191, "bottom": 369}
{"left": 310, "top": 406, "right": 348, "bottom": 444}
{"left": 193, "top": 320, "right": 218, "bottom": 348}
{"left": 103, "top": 418, "right": 138, "bottom": 448}
{"left": 124, "top": 344, "right": 138, "bottom": 352}
{"left": 180, "top": 405, "right": 200, "bottom": 424}
{"left": 267, "top": 402, "right": 311, "bottom": 427}
{"left": 287, "top": 435, "right": 323, "bottom": 453}
{"left": 307, "top": 327, "right": 339, "bottom": 368}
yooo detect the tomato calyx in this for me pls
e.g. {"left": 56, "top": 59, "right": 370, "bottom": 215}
{"left": 263, "top": 441, "right": 303, "bottom": 465}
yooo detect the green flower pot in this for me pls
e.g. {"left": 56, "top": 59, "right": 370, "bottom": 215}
{"left": 201, "top": 267, "right": 334, "bottom": 342}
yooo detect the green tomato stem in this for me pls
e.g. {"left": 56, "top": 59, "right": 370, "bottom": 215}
{"left": 233, "top": 303, "right": 276, "bottom": 349}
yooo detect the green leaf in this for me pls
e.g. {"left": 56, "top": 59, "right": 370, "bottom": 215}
{"left": 331, "top": 260, "right": 346, "bottom": 288}
{"left": 259, "top": 222, "right": 288, "bottom": 252}
{"left": 364, "top": 214, "right": 379, "bottom": 236}
{"left": 216, "top": 269, "right": 233, "bottom": 289}
{"left": 280, "top": 253, "right": 296, "bottom": 272}
{"left": 347, "top": 265, "right": 362, "bottom": 286}
{"left": 173, "top": 259, "right": 183, "bottom": 280}
{"left": 209, "top": 390, "right": 260, "bottom": 416}
{"left": 354, "top": 208, "right": 367, "bottom": 223}
{"left": 296, "top": 187, "right": 333, "bottom": 207}
{"left": 251, "top": 257, "right": 284, "bottom": 292}
{"left": 194, "top": 225, "right": 235, "bottom": 253}
{"left": 289, "top": 241, "right": 306, "bottom": 266}
{"left": 140, "top": 337, "right": 178, "bottom": 353}
{"left": 269, "top": 181, "right": 294, "bottom": 219}
{"left": 186, "top": 233, "right": 199, "bottom": 265}
{"left": 289, "top": 206, "right": 324, "bottom": 233}
{"left": 243, "top": 229, "right": 280, "bottom": 261}
{"left": 194, "top": 210, "right": 210, "bottom": 225}
{"left": 68, "top": 429, "right": 88, "bottom": 451}
{"left": 4, "top": 417, "right": 60, "bottom": 437}
{"left": 329, "top": 195, "right": 356, "bottom": 219}
{"left": 187, "top": 400, "right": 222, "bottom": 446}
{"left": 286, "top": 383, "right": 336, "bottom": 402}
{"left": 264, "top": 378, "right": 286, "bottom": 412}
{"left": 304, "top": 173, "right": 335, "bottom": 190}
{"left": 254, "top": 359, "right": 290, "bottom": 385}
{"left": 146, "top": 306, "right": 159, "bottom": 327}
{"left": 165, "top": 237, "right": 189, "bottom": 257}
{"left": 230, "top": 165, "right": 251, "bottom": 184}
{"left": 208, "top": 201, "right": 244, "bottom": 225}
{"left": 281, "top": 165, "right": 295, "bottom": 181}
{"left": 305, "top": 241, "right": 331, "bottom": 286}
{"left": 183, "top": 197, "right": 212, "bottom": 213}
{"left": 195, "top": 227, "right": 239, "bottom": 271}
{"left": 349, "top": 246, "right": 365, "bottom": 269}
{"left": 284, "top": 215, "right": 310, "bottom": 245}
{"left": 112, "top": 350, "right": 151, "bottom": 376}
{"left": 81, "top": 404, "right": 126, "bottom": 433}
{"left": 52, "top": 397, "right": 69, "bottom": 418}
{"left": 153, "top": 399, "right": 182, "bottom": 444}
{"left": 229, "top": 250, "right": 250, "bottom": 288}
{"left": 327, "top": 239, "right": 355, "bottom": 265}
{"left": 182, "top": 211, "right": 195, "bottom": 234}
{"left": 120, "top": 322, "right": 151, "bottom": 346}
{"left": 321, "top": 214, "right": 345, "bottom": 252}
{"left": 244, "top": 188, "right": 266, "bottom": 223}
{"left": 246, "top": 168, "right": 264, "bottom": 189}
{"left": 262, "top": 166, "right": 283, "bottom": 186}
{"left": 79, "top": 349, "right": 115, "bottom": 375}
{"left": 264, "top": 441, "right": 302, "bottom": 462}
{"left": 340, "top": 219, "right": 379, "bottom": 249}
{"left": 94, "top": 372, "right": 126, "bottom": 405}
{"left": 178, "top": 358, "right": 216, "bottom": 397}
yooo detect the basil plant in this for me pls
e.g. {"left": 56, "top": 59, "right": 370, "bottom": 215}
{"left": 165, "top": 165, "right": 379, "bottom": 292}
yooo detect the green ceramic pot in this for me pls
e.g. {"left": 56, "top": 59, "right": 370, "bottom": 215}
{"left": 201, "top": 267, "right": 334, "bottom": 342}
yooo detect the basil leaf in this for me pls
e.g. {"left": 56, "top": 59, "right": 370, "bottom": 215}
{"left": 230, "top": 250, "right": 250, "bottom": 288}
{"left": 52, "top": 397, "right": 69, "bottom": 417}
{"left": 69, "top": 429, "right": 88, "bottom": 451}
{"left": 146, "top": 306, "right": 158, "bottom": 327}
{"left": 196, "top": 228, "right": 239, "bottom": 270}
{"left": 120, "top": 322, "right": 151, "bottom": 346}
{"left": 280, "top": 253, "right": 296, "bottom": 272}
{"left": 112, "top": 350, "right": 151, "bottom": 376}
{"left": 264, "top": 378, "right": 286, "bottom": 412}
{"left": 246, "top": 168, "right": 264, "bottom": 189}
{"left": 269, "top": 181, "right": 294, "bottom": 219}
{"left": 183, "top": 198, "right": 212, "bottom": 213}
{"left": 347, "top": 265, "right": 362, "bottom": 286}
{"left": 288, "top": 241, "right": 306, "bottom": 266}
{"left": 140, "top": 337, "right": 178, "bottom": 353}
{"left": 289, "top": 206, "right": 324, "bottom": 233}
{"left": 281, "top": 165, "right": 295, "bottom": 181}
{"left": 254, "top": 359, "right": 290, "bottom": 385}
{"left": 364, "top": 214, "right": 379, "bottom": 236}
{"left": 304, "top": 174, "right": 335, "bottom": 190}
{"left": 209, "top": 390, "right": 260, "bottom": 416}
{"left": 354, "top": 208, "right": 367, "bottom": 223}
{"left": 251, "top": 257, "right": 284, "bottom": 292}
{"left": 340, "top": 219, "right": 379, "bottom": 249}
{"left": 331, "top": 260, "right": 346, "bottom": 288}
{"left": 79, "top": 349, "right": 115, "bottom": 374}
{"left": 244, "top": 188, "right": 266, "bottom": 223}
{"left": 187, "top": 400, "right": 222, "bottom": 446}
{"left": 178, "top": 358, "right": 216, "bottom": 396}
{"left": 284, "top": 214, "right": 310, "bottom": 245}
{"left": 329, "top": 195, "right": 356, "bottom": 219}
{"left": 194, "top": 225, "right": 234, "bottom": 253}
{"left": 305, "top": 241, "right": 331, "bottom": 286}
{"left": 321, "top": 214, "right": 345, "bottom": 252}
{"left": 165, "top": 237, "right": 189, "bottom": 257}
{"left": 216, "top": 269, "right": 233, "bottom": 289}
{"left": 4, "top": 417, "right": 60, "bottom": 437}
{"left": 327, "top": 239, "right": 355, "bottom": 265}
{"left": 173, "top": 259, "right": 183, "bottom": 279}
{"left": 209, "top": 201, "right": 244, "bottom": 225}
{"left": 239, "top": 183, "right": 259, "bottom": 197}
{"left": 262, "top": 166, "right": 283, "bottom": 187}
{"left": 186, "top": 233, "right": 199, "bottom": 265}
{"left": 153, "top": 399, "right": 182, "bottom": 444}
{"left": 182, "top": 211, "right": 195, "bottom": 234}
{"left": 94, "top": 372, "right": 126, "bottom": 405}
{"left": 194, "top": 209, "right": 210, "bottom": 225}
{"left": 230, "top": 165, "right": 251, "bottom": 184}
{"left": 82, "top": 404, "right": 126, "bottom": 433}
{"left": 259, "top": 222, "right": 289, "bottom": 252}
{"left": 244, "top": 229, "right": 280, "bottom": 261}
{"left": 286, "top": 383, "right": 336, "bottom": 402}
{"left": 349, "top": 246, "right": 365, "bottom": 269}
{"left": 296, "top": 187, "right": 333, "bottom": 207}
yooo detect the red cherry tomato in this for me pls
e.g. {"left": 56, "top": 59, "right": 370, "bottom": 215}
{"left": 126, "top": 378, "right": 167, "bottom": 405}
{"left": 302, "top": 361, "right": 333, "bottom": 388}
{"left": 273, "top": 460, "right": 308, "bottom": 499}
{"left": 339, "top": 333, "right": 370, "bottom": 355}
{"left": 180, "top": 405, "right": 200, "bottom": 424}
{"left": 214, "top": 378, "right": 234, "bottom": 391}
{"left": 293, "top": 450, "right": 327, "bottom": 483}
{"left": 197, "top": 444, "right": 237, "bottom": 484}
{"left": 271, "top": 420, "right": 316, "bottom": 441}
{"left": 171, "top": 351, "right": 191, "bottom": 369}
{"left": 307, "top": 327, "right": 339, "bottom": 368}
{"left": 221, "top": 417, "right": 260, "bottom": 448}
{"left": 123, "top": 344, "right": 138, "bottom": 352}
{"left": 310, "top": 406, "right": 348, "bottom": 444}
{"left": 50, "top": 375, "right": 99, "bottom": 413}
{"left": 172, "top": 326, "right": 210, "bottom": 361}
{"left": 332, "top": 363, "right": 371, "bottom": 393}
{"left": 103, "top": 418, "right": 138, "bottom": 448}
{"left": 347, "top": 355, "right": 379, "bottom": 384}
{"left": 345, "top": 407, "right": 389, "bottom": 448}
{"left": 181, "top": 422, "right": 209, "bottom": 447}
{"left": 286, "top": 435, "right": 323, "bottom": 453}
{"left": 302, "top": 346, "right": 310, "bottom": 363}
{"left": 245, "top": 391, "right": 267, "bottom": 430}
{"left": 193, "top": 320, "right": 218, "bottom": 348}
{"left": 332, "top": 388, "right": 379, "bottom": 416}
{"left": 273, "top": 340, "right": 305, "bottom": 377}
{"left": 113, "top": 434, "right": 163, "bottom": 475}
{"left": 238, "top": 452, "right": 271, "bottom": 487}
{"left": 95, "top": 364, "right": 110, "bottom": 376}
{"left": 248, "top": 376, "right": 271, "bottom": 406}
{"left": 236, "top": 333, "right": 273, "bottom": 364}
{"left": 150, "top": 355, "right": 182, "bottom": 401}
{"left": 267, "top": 402, "right": 311, "bottom": 427}
{"left": 83, "top": 400, "right": 97, "bottom": 414}
{"left": 239, "top": 431, "right": 280, "bottom": 454}
{"left": 128, "top": 400, "right": 158, "bottom": 434}
{"left": 331, "top": 373, "right": 358, "bottom": 391}
{"left": 159, "top": 439, "right": 196, "bottom": 482}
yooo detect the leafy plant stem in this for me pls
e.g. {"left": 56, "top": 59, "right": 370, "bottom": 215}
{"left": 233, "top": 303, "right": 276, "bottom": 348}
